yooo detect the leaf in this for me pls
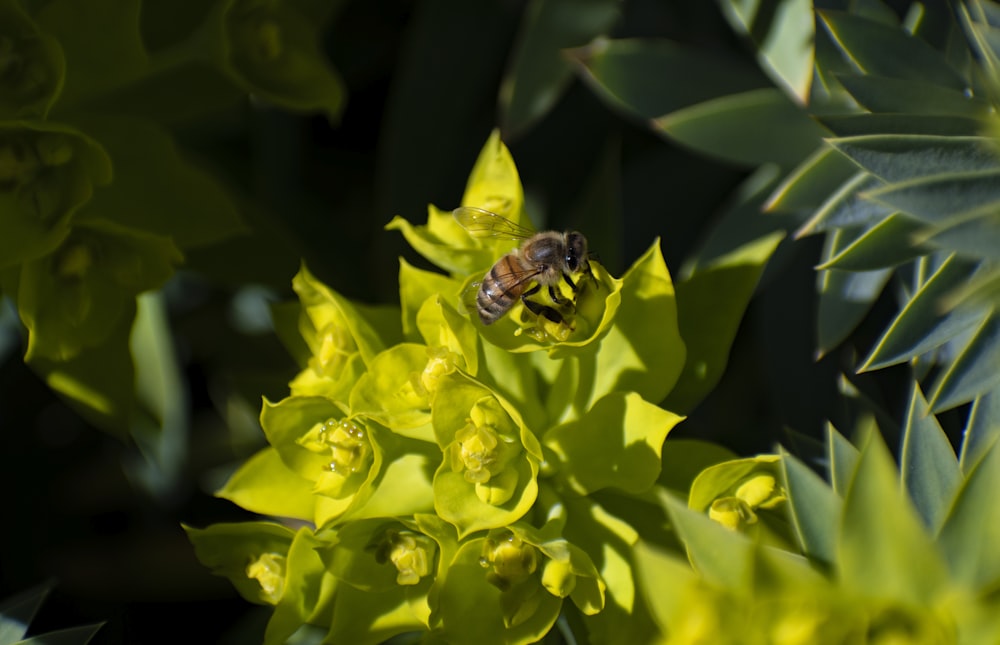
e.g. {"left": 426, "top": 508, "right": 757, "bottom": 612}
{"left": 860, "top": 254, "right": 982, "bottom": 371}
{"left": 659, "top": 489, "right": 752, "bottom": 590}
{"left": 820, "top": 113, "right": 986, "bottom": 137}
{"left": 543, "top": 391, "right": 683, "bottom": 495}
{"left": 819, "top": 10, "right": 968, "bottom": 90}
{"left": 937, "top": 440, "right": 1000, "bottom": 589}
{"left": 219, "top": 0, "right": 345, "bottom": 122}
{"left": 836, "top": 74, "right": 990, "bottom": 116}
{"left": 128, "top": 291, "right": 188, "bottom": 496}
{"left": 14, "top": 624, "right": 104, "bottom": 645}
{"left": 795, "top": 172, "right": 892, "bottom": 236}
{"left": 816, "top": 228, "right": 893, "bottom": 357}
{"left": 35, "top": 0, "right": 148, "bottom": 109}
{"left": 829, "top": 135, "right": 1000, "bottom": 184}
{"left": 837, "top": 430, "right": 949, "bottom": 604}
{"left": 666, "top": 227, "right": 784, "bottom": 413}
{"left": 779, "top": 447, "right": 841, "bottom": 565}
{"left": 0, "top": 0, "right": 65, "bottom": 118}
{"left": 765, "top": 146, "right": 861, "bottom": 217}
{"left": 216, "top": 447, "right": 316, "bottom": 522}
{"left": 817, "top": 212, "right": 929, "bottom": 271}
{"left": 71, "top": 116, "right": 246, "bottom": 248}
{"left": 865, "top": 169, "right": 1000, "bottom": 224}
{"left": 960, "top": 385, "right": 1000, "bottom": 471}
{"left": 654, "top": 88, "right": 827, "bottom": 168}
{"left": 899, "top": 382, "right": 961, "bottom": 532}
{"left": 0, "top": 584, "right": 50, "bottom": 645}
{"left": 632, "top": 541, "right": 698, "bottom": 640}
{"left": 499, "top": 0, "right": 619, "bottom": 138}
{"left": 919, "top": 210, "right": 1000, "bottom": 260}
{"left": 718, "top": 0, "right": 815, "bottom": 103}
{"left": 827, "top": 422, "right": 859, "bottom": 498}
{"left": 569, "top": 37, "right": 770, "bottom": 121}
{"left": 928, "top": 311, "right": 1000, "bottom": 412}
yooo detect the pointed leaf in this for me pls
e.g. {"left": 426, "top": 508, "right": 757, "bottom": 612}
{"left": 569, "top": 37, "right": 769, "bottom": 121}
{"left": 836, "top": 74, "right": 990, "bottom": 116}
{"left": 217, "top": 447, "right": 316, "bottom": 522}
{"left": 830, "top": 135, "right": 1000, "bottom": 184}
{"left": 937, "top": 441, "right": 1000, "bottom": 589}
{"left": 827, "top": 422, "right": 859, "bottom": 498}
{"left": 819, "top": 11, "right": 967, "bottom": 90}
{"left": 0, "top": 584, "right": 51, "bottom": 645}
{"left": 796, "top": 172, "right": 891, "bottom": 236}
{"left": 780, "top": 447, "right": 841, "bottom": 564}
{"left": 659, "top": 490, "right": 752, "bottom": 589}
{"left": 499, "top": 0, "right": 619, "bottom": 137}
{"left": 866, "top": 169, "right": 1000, "bottom": 224}
{"left": 900, "top": 383, "right": 961, "bottom": 532}
{"left": 838, "top": 431, "right": 949, "bottom": 603}
{"left": 919, "top": 210, "right": 1000, "bottom": 259}
{"left": 654, "top": 88, "right": 826, "bottom": 167}
{"left": 719, "top": 0, "right": 815, "bottom": 102}
{"left": 817, "top": 213, "right": 928, "bottom": 271}
{"left": 821, "top": 114, "right": 985, "bottom": 137}
{"left": 14, "top": 624, "right": 104, "bottom": 645}
{"left": 960, "top": 386, "right": 1000, "bottom": 471}
{"left": 861, "top": 254, "right": 982, "bottom": 371}
{"left": 765, "top": 146, "right": 860, "bottom": 217}
{"left": 929, "top": 312, "right": 1000, "bottom": 412}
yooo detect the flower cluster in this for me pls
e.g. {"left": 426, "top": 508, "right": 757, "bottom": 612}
{"left": 186, "top": 132, "right": 687, "bottom": 644}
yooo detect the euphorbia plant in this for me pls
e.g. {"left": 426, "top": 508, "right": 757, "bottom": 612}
{"left": 187, "top": 132, "right": 690, "bottom": 644}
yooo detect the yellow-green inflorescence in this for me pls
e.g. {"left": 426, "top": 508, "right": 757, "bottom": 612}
{"left": 187, "top": 131, "right": 687, "bottom": 645}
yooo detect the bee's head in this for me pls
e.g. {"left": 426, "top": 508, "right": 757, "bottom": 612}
{"left": 564, "top": 232, "right": 588, "bottom": 272}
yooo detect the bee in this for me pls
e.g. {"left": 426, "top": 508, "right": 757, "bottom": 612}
{"left": 453, "top": 206, "right": 595, "bottom": 326}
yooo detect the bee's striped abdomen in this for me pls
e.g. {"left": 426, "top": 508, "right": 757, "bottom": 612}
{"left": 477, "top": 254, "right": 526, "bottom": 325}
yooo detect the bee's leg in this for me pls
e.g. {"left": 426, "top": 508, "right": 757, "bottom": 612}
{"left": 523, "top": 297, "right": 564, "bottom": 323}
{"left": 561, "top": 272, "right": 579, "bottom": 293}
{"left": 548, "top": 285, "right": 571, "bottom": 306}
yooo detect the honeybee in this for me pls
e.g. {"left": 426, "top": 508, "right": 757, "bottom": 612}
{"left": 453, "top": 206, "right": 595, "bottom": 326}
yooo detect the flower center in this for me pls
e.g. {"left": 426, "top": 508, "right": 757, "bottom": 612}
{"left": 479, "top": 533, "right": 539, "bottom": 591}
{"left": 246, "top": 552, "right": 286, "bottom": 603}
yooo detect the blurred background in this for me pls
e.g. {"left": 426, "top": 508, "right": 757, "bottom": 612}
{"left": 0, "top": 0, "right": 911, "bottom": 642}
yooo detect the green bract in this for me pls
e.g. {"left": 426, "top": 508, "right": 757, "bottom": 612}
{"left": 190, "top": 132, "right": 690, "bottom": 643}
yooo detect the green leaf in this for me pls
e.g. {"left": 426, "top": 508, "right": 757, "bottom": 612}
{"left": 499, "top": 0, "right": 619, "bottom": 138}
{"left": 654, "top": 88, "right": 827, "bottom": 167}
{"left": 817, "top": 212, "right": 929, "bottom": 271}
{"left": 569, "top": 37, "right": 769, "bottom": 121}
{"left": 688, "top": 454, "right": 783, "bottom": 512}
{"left": 129, "top": 290, "right": 188, "bottom": 496}
{"left": 795, "top": 172, "right": 892, "bottom": 236}
{"left": 960, "top": 386, "right": 1000, "bottom": 471}
{"left": 865, "top": 169, "right": 1000, "bottom": 224}
{"left": 860, "top": 254, "right": 982, "bottom": 371}
{"left": 928, "top": 312, "right": 1000, "bottom": 412}
{"left": 398, "top": 258, "right": 462, "bottom": 342}
{"left": 219, "top": 0, "right": 345, "bottom": 122}
{"left": 829, "top": 135, "right": 1000, "bottom": 184}
{"left": 900, "top": 382, "right": 961, "bottom": 532}
{"left": 0, "top": 583, "right": 50, "bottom": 645}
{"left": 544, "top": 391, "right": 683, "bottom": 495}
{"left": 0, "top": 0, "right": 65, "bottom": 118}
{"left": 820, "top": 113, "right": 986, "bottom": 137}
{"left": 816, "top": 229, "right": 893, "bottom": 356}
{"left": 836, "top": 74, "right": 990, "bottom": 116}
{"left": 71, "top": 116, "right": 246, "bottom": 248}
{"left": 632, "top": 541, "right": 698, "bottom": 640}
{"left": 348, "top": 343, "right": 434, "bottom": 438}
{"left": 779, "top": 447, "right": 841, "bottom": 565}
{"left": 659, "top": 490, "right": 752, "bottom": 589}
{"left": 937, "top": 440, "right": 1000, "bottom": 589}
{"left": 819, "top": 11, "right": 967, "bottom": 90}
{"left": 827, "top": 422, "right": 859, "bottom": 498}
{"left": 718, "top": 0, "right": 815, "bottom": 103}
{"left": 765, "top": 146, "right": 860, "bottom": 217}
{"left": 586, "top": 240, "right": 685, "bottom": 406}
{"left": 17, "top": 220, "right": 181, "bottom": 362}
{"left": 14, "top": 624, "right": 104, "bottom": 645}
{"left": 0, "top": 122, "right": 112, "bottom": 268}
{"left": 919, "top": 210, "right": 1000, "bottom": 259}
{"left": 666, "top": 226, "right": 784, "bottom": 413}
{"left": 184, "top": 520, "right": 297, "bottom": 604}
{"left": 837, "top": 430, "right": 949, "bottom": 604}
{"left": 217, "top": 447, "right": 316, "bottom": 522}
{"left": 658, "top": 439, "right": 739, "bottom": 494}
{"left": 34, "top": 0, "right": 148, "bottom": 108}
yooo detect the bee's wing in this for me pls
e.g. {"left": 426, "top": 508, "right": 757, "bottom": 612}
{"left": 453, "top": 206, "right": 535, "bottom": 240}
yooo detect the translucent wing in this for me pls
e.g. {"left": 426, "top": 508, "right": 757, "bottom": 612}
{"left": 453, "top": 206, "right": 535, "bottom": 240}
